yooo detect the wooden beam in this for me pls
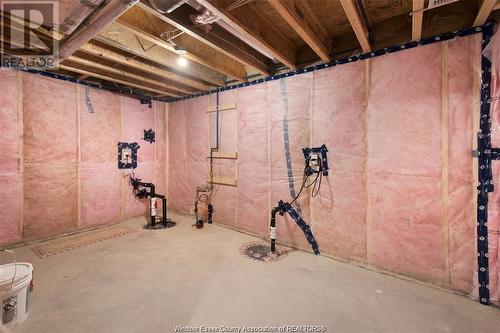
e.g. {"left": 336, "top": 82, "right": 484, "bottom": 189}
{"left": 66, "top": 56, "right": 191, "bottom": 95}
{"left": 473, "top": 0, "right": 496, "bottom": 26}
{"left": 207, "top": 152, "right": 238, "bottom": 159}
{"left": 208, "top": 176, "right": 237, "bottom": 187}
{"left": 59, "top": 63, "right": 179, "bottom": 97}
{"left": 96, "top": 24, "right": 225, "bottom": 86}
{"left": 198, "top": 0, "right": 297, "bottom": 69}
{"left": 78, "top": 42, "right": 208, "bottom": 91}
{"left": 207, "top": 104, "right": 237, "bottom": 113}
{"left": 59, "top": 0, "right": 139, "bottom": 59}
{"left": 412, "top": 0, "right": 425, "bottom": 41}
{"left": 339, "top": 0, "right": 371, "bottom": 52}
{"left": 116, "top": 6, "right": 247, "bottom": 81}
{"left": 267, "top": 0, "right": 330, "bottom": 62}
{"left": 137, "top": 1, "right": 271, "bottom": 76}
{"left": 113, "top": 21, "right": 246, "bottom": 82}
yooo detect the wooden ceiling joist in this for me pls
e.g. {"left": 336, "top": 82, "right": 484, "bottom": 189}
{"left": 116, "top": 6, "right": 247, "bottom": 81}
{"left": 59, "top": 0, "right": 139, "bottom": 59}
{"left": 473, "top": 0, "right": 497, "bottom": 27}
{"left": 114, "top": 21, "right": 246, "bottom": 82}
{"left": 96, "top": 24, "right": 225, "bottom": 86}
{"left": 412, "top": 0, "right": 425, "bottom": 41}
{"left": 1, "top": 11, "right": 208, "bottom": 93}
{"left": 66, "top": 56, "right": 192, "bottom": 95}
{"left": 137, "top": 1, "right": 271, "bottom": 76}
{"left": 59, "top": 63, "right": 179, "bottom": 97}
{"left": 78, "top": 42, "right": 210, "bottom": 91}
{"left": 197, "top": 0, "right": 297, "bottom": 69}
{"left": 339, "top": 0, "right": 371, "bottom": 53}
{"left": 267, "top": 0, "right": 330, "bottom": 62}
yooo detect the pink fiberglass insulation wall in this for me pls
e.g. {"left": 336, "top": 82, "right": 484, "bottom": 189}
{"left": 0, "top": 71, "right": 168, "bottom": 246}
{"left": 0, "top": 71, "right": 21, "bottom": 244}
{"left": 167, "top": 35, "right": 480, "bottom": 295}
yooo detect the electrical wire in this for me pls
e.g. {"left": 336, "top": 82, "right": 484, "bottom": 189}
{"left": 288, "top": 156, "right": 324, "bottom": 206}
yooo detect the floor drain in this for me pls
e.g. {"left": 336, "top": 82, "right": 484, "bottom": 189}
{"left": 240, "top": 241, "right": 292, "bottom": 263}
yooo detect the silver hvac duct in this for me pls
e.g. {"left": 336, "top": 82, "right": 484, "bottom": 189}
{"left": 148, "top": 0, "right": 188, "bottom": 13}
{"left": 58, "top": 0, "right": 106, "bottom": 34}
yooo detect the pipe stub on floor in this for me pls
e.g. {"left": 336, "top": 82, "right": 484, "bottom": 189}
{"left": 143, "top": 218, "right": 177, "bottom": 230}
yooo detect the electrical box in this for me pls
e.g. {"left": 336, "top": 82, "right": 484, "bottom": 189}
{"left": 143, "top": 129, "right": 155, "bottom": 144}
{"left": 303, "top": 145, "right": 329, "bottom": 176}
{"left": 118, "top": 142, "right": 140, "bottom": 169}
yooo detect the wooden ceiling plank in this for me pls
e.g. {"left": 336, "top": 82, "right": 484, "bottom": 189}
{"left": 339, "top": 0, "right": 371, "bottom": 52}
{"left": 267, "top": 0, "right": 330, "bottom": 62}
{"left": 137, "top": 1, "right": 271, "bottom": 76}
{"left": 198, "top": 0, "right": 297, "bottom": 69}
{"left": 473, "top": 0, "right": 496, "bottom": 26}
{"left": 67, "top": 55, "right": 192, "bottom": 95}
{"left": 59, "top": 63, "right": 179, "bottom": 97}
{"left": 96, "top": 24, "right": 225, "bottom": 86}
{"left": 412, "top": 0, "right": 425, "bottom": 41}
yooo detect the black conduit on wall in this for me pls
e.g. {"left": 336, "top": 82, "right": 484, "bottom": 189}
{"left": 477, "top": 22, "right": 494, "bottom": 305}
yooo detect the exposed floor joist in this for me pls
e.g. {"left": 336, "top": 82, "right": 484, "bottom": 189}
{"left": 95, "top": 24, "right": 225, "bottom": 87}
{"left": 412, "top": 0, "right": 425, "bottom": 41}
{"left": 66, "top": 56, "right": 191, "bottom": 95}
{"left": 267, "top": 0, "right": 330, "bottom": 62}
{"left": 59, "top": 0, "right": 139, "bottom": 59}
{"left": 473, "top": 0, "right": 497, "bottom": 26}
{"left": 339, "top": 0, "right": 371, "bottom": 52}
{"left": 198, "top": 0, "right": 297, "bottom": 69}
{"left": 59, "top": 63, "right": 178, "bottom": 97}
{"left": 116, "top": 6, "right": 247, "bottom": 81}
{"left": 2, "top": 11, "right": 207, "bottom": 94}
{"left": 78, "top": 42, "right": 210, "bottom": 92}
{"left": 137, "top": 1, "right": 272, "bottom": 76}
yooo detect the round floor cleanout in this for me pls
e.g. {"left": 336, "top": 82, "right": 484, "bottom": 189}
{"left": 239, "top": 241, "right": 292, "bottom": 263}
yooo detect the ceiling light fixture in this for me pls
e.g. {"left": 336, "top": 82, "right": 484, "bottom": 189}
{"left": 177, "top": 55, "right": 188, "bottom": 67}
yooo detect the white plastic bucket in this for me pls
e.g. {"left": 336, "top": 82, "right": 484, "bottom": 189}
{"left": 0, "top": 262, "right": 33, "bottom": 328}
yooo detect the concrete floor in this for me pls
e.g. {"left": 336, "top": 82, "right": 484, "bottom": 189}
{"left": 6, "top": 213, "right": 500, "bottom": 333}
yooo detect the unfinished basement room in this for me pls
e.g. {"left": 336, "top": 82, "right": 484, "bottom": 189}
{"left": 2, "top": 0, "right": 500, "bottom": 332}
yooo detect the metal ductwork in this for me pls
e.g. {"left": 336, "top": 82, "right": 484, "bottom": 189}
{"left": 148, "top": 0, "right": 276, "bottom": 61}
{"left": 58, "top": 0, "right": 106, "bottom": 34}
{"left": 148, "top": 0, "right": 188, "bottom": 13}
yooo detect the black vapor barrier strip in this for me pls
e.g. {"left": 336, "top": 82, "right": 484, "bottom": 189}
{"left": 163, "top": 24, "right": 487, "bottom": 103}
{"left": 0, "top": 24, "right": 487, "bottom": 106}
{"left": 477, "top": 22, "right": 494, "bottom": 306}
